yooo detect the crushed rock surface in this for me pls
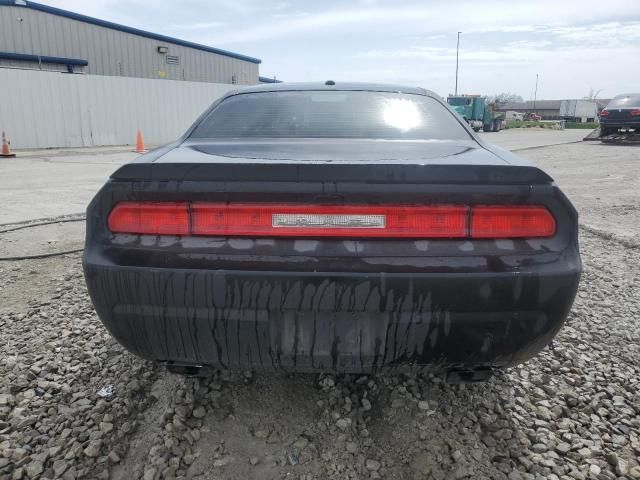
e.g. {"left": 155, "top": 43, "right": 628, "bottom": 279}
{"left": 1, "top": 228, "right": 639, "bottom": 480}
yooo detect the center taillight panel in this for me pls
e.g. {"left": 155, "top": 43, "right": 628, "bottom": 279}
{"left": 107, "top": 202, "right": 556, "bottom": 239}
{"left": 191, "top": 203, "right": 468, "bottom": 238}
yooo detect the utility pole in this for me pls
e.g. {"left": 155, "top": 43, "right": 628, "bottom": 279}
{"left": 455, "top": 32, "right": 461, "bottom": 96}
{"left": 533, "top": 73, "right": 539, "bottom": 115}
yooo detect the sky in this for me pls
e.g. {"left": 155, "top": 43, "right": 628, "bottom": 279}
{"left": 46, "top": 0, "right": 640, "bottom": 100}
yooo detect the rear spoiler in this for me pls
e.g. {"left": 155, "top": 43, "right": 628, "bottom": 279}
{"left": 111, "top": 162, "right": 552, "bottom": 185}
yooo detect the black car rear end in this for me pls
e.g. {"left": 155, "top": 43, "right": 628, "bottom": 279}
{"left": 600, "top": 93, "right": 640, "bottom": 134}
{"left": 83, "top": 84, "right": 581, "bottom": 376}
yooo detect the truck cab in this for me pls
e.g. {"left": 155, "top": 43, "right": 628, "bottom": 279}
{"left": 447, "top": 95, "right": 504, "bottom": 132}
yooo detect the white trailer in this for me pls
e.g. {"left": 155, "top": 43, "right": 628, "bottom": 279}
{"left": 505, "top": 111, "right": 524, "bottom": 121}
{"left": 560, "top": 100, "right": 599, "bottom": 123}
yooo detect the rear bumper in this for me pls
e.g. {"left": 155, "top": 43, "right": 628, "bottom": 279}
{"left": 600, "top": 119, "right": 640, "bottom": 129}
{"left": 83, "top": 262, "right": 580, "bottom": 372}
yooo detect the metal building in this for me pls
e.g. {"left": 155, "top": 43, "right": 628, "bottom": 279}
{"left": 495, "top": 99, "right": 608, "bottom": 122}
{"left": 0, "top": 0, "right": 261, "bottom": 84}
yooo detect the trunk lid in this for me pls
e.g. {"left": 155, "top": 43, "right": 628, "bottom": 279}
{"left": 604, "top": 108, "right": 635, "bottom": 121}
{"left": 112, "top": 139, "right": 552, "bottom": 185}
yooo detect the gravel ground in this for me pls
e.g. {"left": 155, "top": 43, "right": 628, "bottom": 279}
{"left": 1, "top": 136, "right": 639, "bottom": 479}
{"left": 1, "top": 229, "right": 639, "bottom": 480}
{"left": 519, "top": 142, "right": 640, "bottom": 243}
{"left": 0, "top": 149, "right": 133, "bottom": 224}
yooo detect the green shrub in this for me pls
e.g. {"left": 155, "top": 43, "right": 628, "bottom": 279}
{"left": 564, "top": 122, "right": 599, "bottom": 129}
{"left": 505, "top": 120, "right": 549, "bottom": 129}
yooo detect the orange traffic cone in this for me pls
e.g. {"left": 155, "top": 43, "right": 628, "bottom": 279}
{"left": 134, "top": 129, "right": 146, "bottom": 153}
{"left": 1, "top": 131, "right": 16, "bottom": 158}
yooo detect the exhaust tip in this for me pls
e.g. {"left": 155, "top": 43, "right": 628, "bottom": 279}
{"left": 166, "top": 363, "right": 210, "bottom": 377}
{"left": 446, "top": 367, "right": 494, "bottom": 384}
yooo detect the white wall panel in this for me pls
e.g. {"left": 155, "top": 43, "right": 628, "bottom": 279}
{"left": 0, "top": 69, "right": 235, "bottom": 149}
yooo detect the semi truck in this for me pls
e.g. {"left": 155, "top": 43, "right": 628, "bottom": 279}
{"left": 446, "top": 95, "right": 505, "bottom": 132}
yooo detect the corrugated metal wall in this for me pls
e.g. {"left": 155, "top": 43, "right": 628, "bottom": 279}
{"left": 0, "top": 69, "right": 235, "bottom": 149}
{"left": 0, "top": 5, "right": 259, "bottom": 84}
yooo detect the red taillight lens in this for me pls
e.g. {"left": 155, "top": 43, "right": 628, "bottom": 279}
{"left": 191, "top": 204, "right": 468, "bottom": 238}
{"left": 630, "top": 109, "right": 640, "bottom": 116}
{"left": 107, "top": 202, "right": 190, "bottom": 235}
{"left": 599, "top": 109, "right": 609, "bottom": 117}
{"left": 471, "top": 206, "right": 556, "bottom": 238}
{"left": 107, "top": 203, "right": 556, "bottom": 239}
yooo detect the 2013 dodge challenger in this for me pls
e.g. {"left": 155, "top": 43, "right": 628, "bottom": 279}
{"left": 83, "top": 82, "right": 581, "bottom": 381}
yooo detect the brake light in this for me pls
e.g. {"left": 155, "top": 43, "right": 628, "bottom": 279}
{"left": 630, "top": 109, "right": 640, "bottom": 116}
{"left": 599, "top": 109, "right": 609, "bottom": 117}
{"left": 191, "top": 204, "right": 468, "bottom": 238}
{"left": 471, "top": 206, "right": 556, "bottom": 238}
{"left": 107, "top": 202, "right": 190, "bottom": 235}
{"left": 107, "top": 203, "right": 556, "bottom": 239}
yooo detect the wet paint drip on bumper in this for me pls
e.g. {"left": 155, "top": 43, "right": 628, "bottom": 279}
{"left": 83, "top": 264, "right": 580, "bottom": 372}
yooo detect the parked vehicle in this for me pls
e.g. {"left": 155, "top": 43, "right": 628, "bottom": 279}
{"left": 524, "top": 112, "right": 541, "bottom": 121}
{"left": 446, "top": 94, "right": 504, "bottom": 132}
{"left": 599, "top": 94, "right": 640, "bottom": 136}
{"left": 505, "top": 111, "right": 524, "bottom": 121}
{"left": 83, "top": 82, "right": 581, "bottom": 380}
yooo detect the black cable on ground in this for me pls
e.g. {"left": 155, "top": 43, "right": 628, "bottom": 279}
{"left": 511, "top": 140, "right": 583, "bottom": 152}
{"left": 0, "top": 217, "right": 86, "bottom": 234}
{"left": 579, "top": 225, "right": 639, "bottom": 249}
{"left": 0, "top": 212, "right": 86, "bottom": 228}
{"left": 0, "top": 215, "right": 87, "bottom": 260}
{"left": 0, "top": 248, "right": 84, "bottom": 262}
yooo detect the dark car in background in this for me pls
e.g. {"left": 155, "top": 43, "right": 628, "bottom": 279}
{"left": 83, "top": 82, "right": 581, "bottom": 381}
{"left": 600, "top": 93, "right": 640, "bottom": 135}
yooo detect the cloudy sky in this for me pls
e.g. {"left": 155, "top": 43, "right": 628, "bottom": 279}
{"left": 47, "top": 0, "right": 640, "bottom": 100}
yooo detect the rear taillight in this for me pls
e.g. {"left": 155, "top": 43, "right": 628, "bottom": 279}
{"left": 599, "top": 109, "right": 609, "bottom": 117}
{"left": 471, "top": 206, "right": 556, "bottom": 238}
{"left": 630, "top": 109, "right": 640, "bottom": 116}
{"left": 107, "top": 203, "right": 556, "bottom": 239}
{"left": 107, "top": 202, "right": 190, "bottom": 235}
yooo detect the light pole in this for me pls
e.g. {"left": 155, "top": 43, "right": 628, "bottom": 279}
{"left": 533, "top": 73, "right": 539, "bottom": 116}
{"left": 455, "top": 31, "right": 461, "bottom": 96}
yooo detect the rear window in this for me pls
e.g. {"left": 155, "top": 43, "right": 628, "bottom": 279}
{"left": 607, "top": 94, "right": 640, "bottom": 108}
{"left": 189, "top": 90, "right": 469, "bottom": 140}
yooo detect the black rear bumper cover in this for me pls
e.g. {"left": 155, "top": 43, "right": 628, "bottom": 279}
{"left": 600, "top": 119, "right": 640, "bottom": 129}
{"left": 83, "top": 262, "right": 580, "bottom": 372}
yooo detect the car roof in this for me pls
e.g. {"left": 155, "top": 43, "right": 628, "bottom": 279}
{"left": 232, "top": 82, "right": 435, "bottom": 97}
{"left": 612, "top": 93, "right": 640, "bottom": 98}
{"left": 607, "top": 93, "right": 640, "bottom": 107}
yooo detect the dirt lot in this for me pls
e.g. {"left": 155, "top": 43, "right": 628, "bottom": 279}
{"left": 1, "top": 130, "right": 639, "bottom": 480}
